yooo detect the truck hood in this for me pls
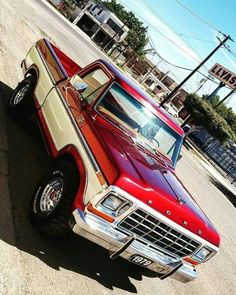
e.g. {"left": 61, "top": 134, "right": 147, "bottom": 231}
{"left": 93, "top": 119, "right": 220, "bottom": 247}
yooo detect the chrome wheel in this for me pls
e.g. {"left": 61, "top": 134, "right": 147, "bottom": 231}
{"left": 13, "top": 82, "right": 30, "bottom": 105}
{"left": 39, "top": 178, "right": 63, "bottom": 213}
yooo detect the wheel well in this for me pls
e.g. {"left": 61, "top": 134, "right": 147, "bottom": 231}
{"left": 56, "top": 154, "right": 80, "bottom": 178}
{"left": 25, "top": 68, "right": 38, "bottom": 79}
{"left": 55, "top": 149, "right": 86, "bottom": 210}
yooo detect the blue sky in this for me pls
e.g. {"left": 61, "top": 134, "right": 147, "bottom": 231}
{"left": 117, "top": 0, "right": 236, "bottom": 111}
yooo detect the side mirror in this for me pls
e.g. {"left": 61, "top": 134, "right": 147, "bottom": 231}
{"left": 70, "top": 75, "right": 88, "bottom": 93}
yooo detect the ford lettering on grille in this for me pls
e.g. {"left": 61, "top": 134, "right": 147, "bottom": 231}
{"left": 117, "top": 209, "right": 201, "bottom": 258}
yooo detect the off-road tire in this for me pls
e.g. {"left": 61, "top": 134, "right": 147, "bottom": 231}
{"left": 29, "top": 161, "right": 80, "bottom": 236}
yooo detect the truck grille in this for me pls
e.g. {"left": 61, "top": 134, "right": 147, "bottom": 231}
{"left": 117, "top": 209, "right": 201, "bottom": 258}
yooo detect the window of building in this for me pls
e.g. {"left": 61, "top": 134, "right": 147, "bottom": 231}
{"left": 97, "top": 9, "right": 103, "bottom": 16}
{"left": 106, "top": 18, "right": 123, "bottom": 35}
{"left": 145, "top": 78, "right": 153, "bottom": 87}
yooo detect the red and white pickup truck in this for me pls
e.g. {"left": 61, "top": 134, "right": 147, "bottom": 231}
{"left": 9, "top": 39, "right": 220, "bottom": 283}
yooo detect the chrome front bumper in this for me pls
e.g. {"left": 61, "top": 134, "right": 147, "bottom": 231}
{"left": 71, "top": 209, "right": 198, "bottom": 283}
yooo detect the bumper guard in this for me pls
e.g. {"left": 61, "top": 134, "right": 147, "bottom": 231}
{"left": 71, "top": 209, "right": 198, "bottom": 283}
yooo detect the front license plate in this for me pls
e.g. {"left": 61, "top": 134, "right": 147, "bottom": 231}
{"left": 129, "top": 255, "right": 153, "bottom": 267}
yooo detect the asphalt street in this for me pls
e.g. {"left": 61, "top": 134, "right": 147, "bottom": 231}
{"left": 0, "top": 0, "right": 236, "bottom": 294}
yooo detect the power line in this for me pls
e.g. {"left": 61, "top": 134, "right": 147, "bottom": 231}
{"left": 146, "top": 36, "right": 188, "bottom": 85}
{"left": 118, "top": 1, "right": 232, "bottom": 91}
{"left": 175, "top": 0, "right": 221, "bottom": 33}
{"left": 147, "top": 35, "right": 193, "bottom": 70}
{"left": 148, "top": 35, "right": 224, "bottom": 86}
{"left": 119, "top": 0, "right": 218, "bottom": 75}
{"left": 152, "top": 26, "right": 202, "bottom": 63}
{"left": 144, "top": 0, "right": 217, "bottom": 45}
{"left": 177, "top": 33, "right": 216, "bottom": 44}
{"left": 118, "top": 0, "right": 202, "bottom": 64}
{"left": 152, "top": 49, "right": 193, "bottom": 71}
{"left": 160, "top": 34, "right": 232, "bottom": 105}
{"left": 223, "top": 45, "right": 236, "bottom": 59}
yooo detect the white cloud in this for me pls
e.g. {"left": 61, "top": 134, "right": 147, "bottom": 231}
{"left": 123, "top": 0, "right": 202, "bottom": 64}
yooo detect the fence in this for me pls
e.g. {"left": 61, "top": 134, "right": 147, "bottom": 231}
{"left": 206, "top": 142, "right": 236, "bottom": 184}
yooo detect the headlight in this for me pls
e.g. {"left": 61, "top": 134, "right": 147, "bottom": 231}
{"left": 98, "top": 194, "right": 132, "bottom": 216}
{"left": 102, "top": 195, "right": 124, "bottom": 211}
{"left": 192, "top": 247, "right": 215, "bottom": 263}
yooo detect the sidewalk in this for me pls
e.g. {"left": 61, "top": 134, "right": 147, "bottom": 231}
{"left": 184, "top": 138, "right": 236, "bottom": 202}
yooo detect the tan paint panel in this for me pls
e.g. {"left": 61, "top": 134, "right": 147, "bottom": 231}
{"left": 36, "top": 39, "right": 65, "bottom": 82}
{"left": 42, "top": 88, "right": 102, "bottom": 203}
{"left": 24, "top": 44, "right": 103, "bottom": 203}
{"left": 24, "top": 46, "right": 54, "bottom": 105}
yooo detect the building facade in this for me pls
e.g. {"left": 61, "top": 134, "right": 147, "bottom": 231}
{"left": 73, "top": 0, "right": 129, "bottom": 48}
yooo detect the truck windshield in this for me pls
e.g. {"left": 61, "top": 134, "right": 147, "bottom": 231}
{"left": 96, "top": 84, "right": 183, "bottom": 167}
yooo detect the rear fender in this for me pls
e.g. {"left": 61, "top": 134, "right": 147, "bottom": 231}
{"left": 23, "top": 64, "right": 39, "bottom": 79}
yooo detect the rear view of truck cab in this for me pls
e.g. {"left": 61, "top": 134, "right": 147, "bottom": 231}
{"left": 9, "top": 39, "right": 220, "bottom": 283}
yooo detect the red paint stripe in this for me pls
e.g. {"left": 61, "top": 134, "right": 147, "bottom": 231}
{"left": 59, "top": 145, "right": 86, "bottom": 211}
{"left": 36, "top": 108, "right": 57, "bottom": 157}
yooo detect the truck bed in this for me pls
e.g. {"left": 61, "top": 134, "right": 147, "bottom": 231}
{"left": 36, "top": 39, "right": 81, "bottom": 81}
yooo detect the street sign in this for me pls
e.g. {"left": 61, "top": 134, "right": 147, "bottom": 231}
{"left": 208, "top": 63, "right": 236, "bottom": 89}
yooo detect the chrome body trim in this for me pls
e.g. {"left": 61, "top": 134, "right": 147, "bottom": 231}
{"left": 72, "top": 209, "right": 198, "bottom": 283}
{"left": 88, "top": 186, "right": 218, "bottom": 252}
{"left": 24, "top": 43, "right": 105, "bottom": 204}
{"left": 36, "top": 43, "right": 102, "bottom": 174}
{"left": 71, "top": 185, "right": 218, "bottom": 282}
{"left": 117, "top": 209, "right": 201, "bottom": 258}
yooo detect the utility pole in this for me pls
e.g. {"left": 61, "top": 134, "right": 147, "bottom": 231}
{"left": 120, "top": 26, "right": 148, "bottom": 66}
{"left": 160, "top": 70, "right": 170, "bottom": 82}
{"left": 160, "top": 34, "right": 233, "bottom": 107}
{"left": 214, "top": 88, "right": 236, "bottom": 109}
{"left": 194, "top": 76, "right": 210, "bottom": 94}
{"left": 113, "top": 44, "right": 129, "bottom": 61}
{"left": 139, "top": 60, "right": 162, "bottom": 83}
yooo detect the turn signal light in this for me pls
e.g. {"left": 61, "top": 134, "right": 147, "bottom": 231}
{"left": 183, "top": 257, "right": 200, "bottom": 266}
{"left": 87, "top": 203, "right": 115, "bottom": 223}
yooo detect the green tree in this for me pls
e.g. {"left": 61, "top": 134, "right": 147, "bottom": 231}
{"left": 184, "top": 93, "right": 235, "bottom": 143}
{"left": 204, "top": 95, "right": 236, "bottom": 135}
{"left": 100, "top": 0, "right": 148, "bottom": 55}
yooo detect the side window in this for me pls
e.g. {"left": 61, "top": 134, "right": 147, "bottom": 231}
{"left": 81, "top": 68, "right": 110, "bottom": 104}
